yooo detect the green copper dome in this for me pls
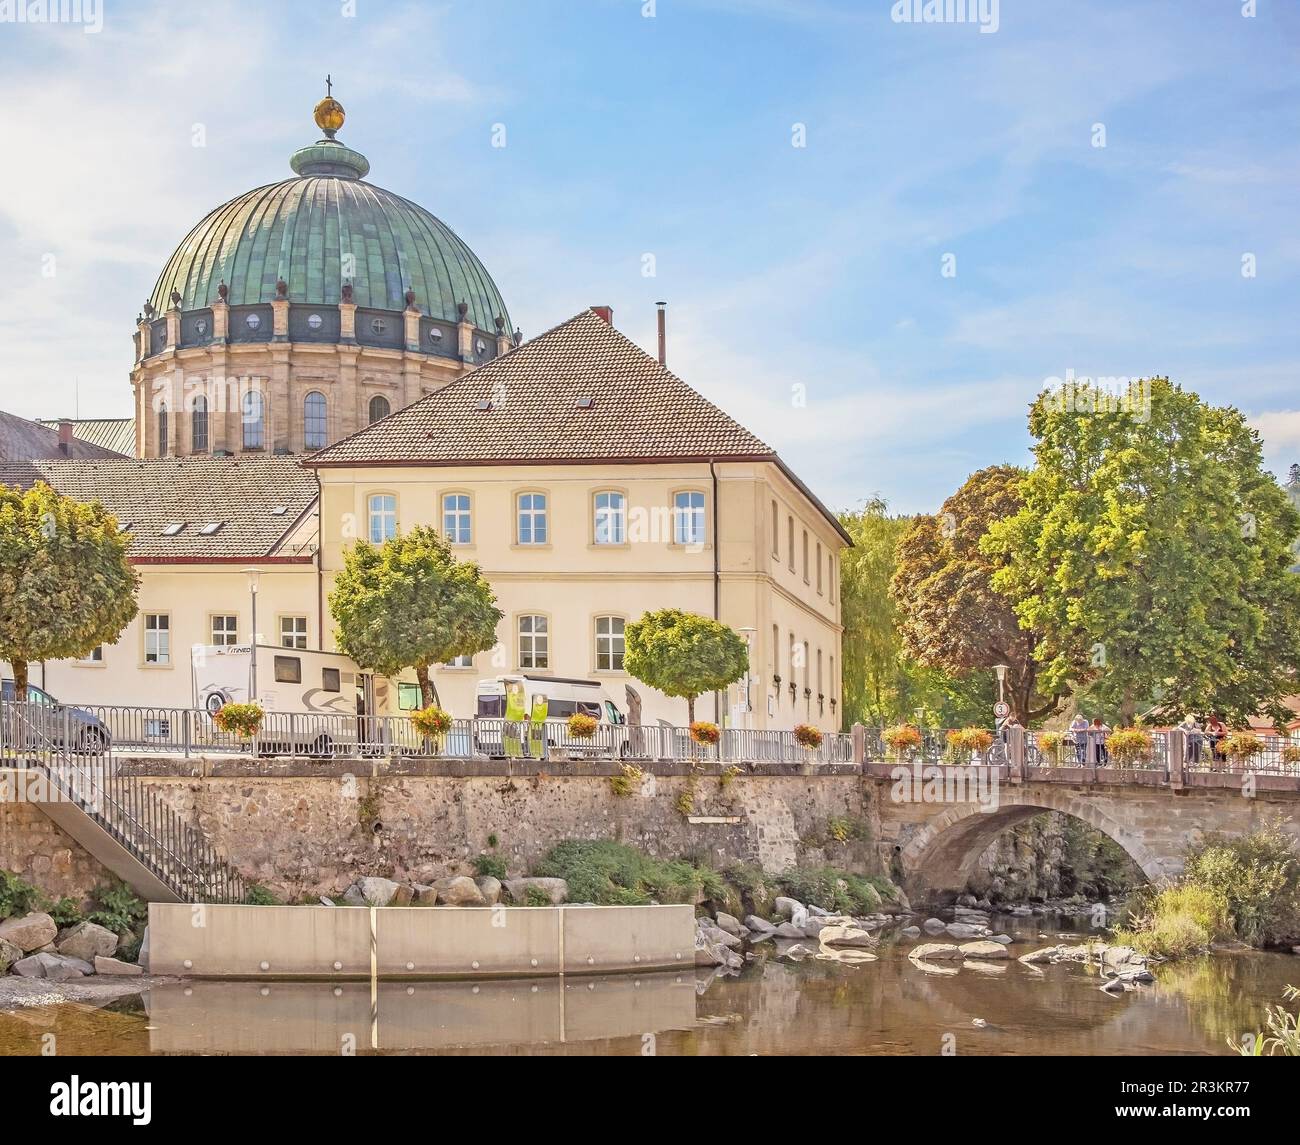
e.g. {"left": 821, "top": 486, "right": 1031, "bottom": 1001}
{"left": 148, "top": 121, "right": 510, "bottom": 333}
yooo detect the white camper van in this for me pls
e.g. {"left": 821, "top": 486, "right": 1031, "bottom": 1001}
{"left": 473, "top": 674, "right": 628, "bottom": 757}
{"left": 190, "top": 644, "right": 403, "bottom": 754}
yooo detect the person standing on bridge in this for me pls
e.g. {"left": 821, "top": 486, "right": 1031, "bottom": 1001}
{"left": 1206, "top": 713, "right": 1227, "bottom": 768}
{"left": 1089, "top": 717, "right": 1111, "bottom": 765}
{"left": 1180, "top": 713, "right": 1203, "bottom": 765}
{"left": 1068, "top": 714, "right": 1089, "bottom": 765}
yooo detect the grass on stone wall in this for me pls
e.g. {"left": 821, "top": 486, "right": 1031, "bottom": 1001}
{"left": 473, "top": 854, "right": 508, "bottom": 881}
{"left": 532, "top": 840, "right": 715, "bottom": 906}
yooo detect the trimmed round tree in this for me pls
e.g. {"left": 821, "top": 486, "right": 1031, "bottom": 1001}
{"left": 328, "top": 525, "right": 502, "bottom": 707}
{"left": 0, "top": 481, "right": 139, "bottom": 694}
{"left": 624, "top": 608, "right": 749, "bottom": 724}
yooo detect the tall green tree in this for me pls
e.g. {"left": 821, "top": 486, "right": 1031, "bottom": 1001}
{"left": 836, "top": 499, "right": 930, "bottom": 725}
{"left": 984, "top": 378, "right": 1300, "bottom": 726}
{"left": 890, "top": 465, "right": 1060, "bottom": 722}
{"left": 0, "top": 481, "right": 139, "bottom": 694}
{"left": 624, "top": 609, "right": 748, "bottom": 724}
{"left": 329, "top": 525, "right": 502, "bottom": 707}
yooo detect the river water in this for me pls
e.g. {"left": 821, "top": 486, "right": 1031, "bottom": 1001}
{"left": 2, "top": 914, "right": 1295, "bottom": 1056}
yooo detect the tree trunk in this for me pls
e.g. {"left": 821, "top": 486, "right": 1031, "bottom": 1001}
{"left": 12, "top": 659, "right": 28, "bottom": 697}
{"left": 686, "top": 695, "right": 696, "bottom": 724}
{"left": 414, "top": 663, "right": 440, "bottom": 708}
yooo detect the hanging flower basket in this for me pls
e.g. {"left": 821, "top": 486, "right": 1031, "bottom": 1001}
{"left": 793, "top": 723, "right": 823, "bottom": 749}
{"left": 1222, "top": 731, "right": 1265, "bottom": 762}
{"left": 411, "top": 705, "right": 453, "bottom": 740}
{"left": 568, "top": 713, "right": 598, "bottom": 739}
{"left": 883, "top": 724, "right": 923, "bottom": 759}
{"left": 1037, "top": 731, "right": 1063, "bottom": 764}
{"left": 690, "top": 721, "right": 721, "bottom": 746}
{"left": 211, "top": 702, "right": 264, "bottom": 741}
{"left": 1105, "top": 727, "right": 1153, "bottom": 766}
{"left": 947, "top": 727, "right": 995, "bottom": 758}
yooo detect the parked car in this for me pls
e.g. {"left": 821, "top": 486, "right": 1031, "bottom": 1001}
{"left": 0, "top": 680, "right": 113, "bottom": 753}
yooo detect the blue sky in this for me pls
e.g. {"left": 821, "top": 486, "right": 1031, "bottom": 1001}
{"left": 1, "top": 0, "right": 1297, "bottom": 513}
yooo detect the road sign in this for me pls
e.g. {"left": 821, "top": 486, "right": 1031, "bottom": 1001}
{"left": 993, "top": 701, "right": 1010, "bottom": 719}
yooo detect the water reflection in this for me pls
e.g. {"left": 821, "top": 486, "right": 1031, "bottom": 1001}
{"left": 2, "top": 916, "right": 1295, "bottom": 1056}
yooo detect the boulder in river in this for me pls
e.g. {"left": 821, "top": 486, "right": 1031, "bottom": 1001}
{"left": 908, "top": 943, "right": 962, "bottom": 961}
{"left": 818, "top": 924, "right": 877, "bottom": 948}
{"left": 959, "top": 940, "right": 1010, "bottom": 959}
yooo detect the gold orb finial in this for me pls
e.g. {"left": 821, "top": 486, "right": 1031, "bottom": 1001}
{"left": 314, "top": 75, "right": 345, "bottom": 138}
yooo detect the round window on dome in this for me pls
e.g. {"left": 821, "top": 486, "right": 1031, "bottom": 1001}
{"left": 195, "top": 319, "right": 208, "bottom": 335}
{"left": 476, "top": 339, "right": 486, "bottom": 355}
{"left": 428, "top": 326, "right": 443, "bottom": 342}
{"left": 246, "top": 313, "right": 261, "bottom": 331}
{"left": 371, "top": 318, "right": 387, "bottom": 335}
{"left": 307, "top": 313, "right": 323, "bottom": 331}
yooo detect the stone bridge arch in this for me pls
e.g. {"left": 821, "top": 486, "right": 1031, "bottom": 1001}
{"left": 890, "top": 783, "right": 1182, "bottom": 900}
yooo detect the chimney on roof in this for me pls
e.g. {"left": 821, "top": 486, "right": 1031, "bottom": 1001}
{"left": 656, "top": 301, "right": 667, "bottom": 366}
{"left": 57, "top": 419, "right": 74, "bottom": 456}
{"left": 591, "top": 305, "right": 614, "bottom": 325}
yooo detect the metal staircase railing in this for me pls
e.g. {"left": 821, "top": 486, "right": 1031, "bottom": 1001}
{"left": 1, "top": 699, "right": 247, "bottom": 903}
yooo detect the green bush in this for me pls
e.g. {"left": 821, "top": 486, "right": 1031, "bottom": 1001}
{"left": 473, "top": 854, "right": 507, "bottom": 881}
{"left": 244, "top": 883, "right": 280, "bottom": 906}
{"left": 533, "top": 840, "right": 708, "bottom": 906}
{"left": 0, "top": 869, "right": 44, "bottom": 921}
{"left": 87, "top": 879, "right": 147, "bottom": 938}
{"left": 1114, "top": 883, "right": 1232, "bottom": 958}
{"left": 524, "top": 886, "right": 553, "bottom": 907}
{"left": 1181, "top": 823, "right": 1300, "bottom": 947}
{"left": 48, "top": 896, "right": 85, "bottom": 928}
{"left": 777, "top": 866, "right": 884, "bottom": 915}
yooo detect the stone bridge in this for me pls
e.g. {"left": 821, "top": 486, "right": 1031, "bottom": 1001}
{"left": 867, "top": 759, "right": 1300, "bottom": 899}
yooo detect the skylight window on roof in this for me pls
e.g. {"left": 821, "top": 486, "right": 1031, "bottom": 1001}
{"left": 576, "top": 396, "right": 595, "bottom": 409}
{"left": 474, "top": 399, "right": 493, "bottom": 412}
{"left": 162, "top": 523, "right": 185, "bottom": 536}
{"left": 199, "top": 522, "right": 224, "bottom": 535}
{"left": 270, "top": 505, "right": 288, "bottom": 516}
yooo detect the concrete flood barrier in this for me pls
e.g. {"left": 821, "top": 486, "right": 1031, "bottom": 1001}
{"left": 147, "top": 903, "right": 695, "bottom": 979}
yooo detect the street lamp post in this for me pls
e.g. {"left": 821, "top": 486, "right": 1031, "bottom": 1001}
{"left": 738, "top": 627, "right": 756, "bottom": 728}
{"left": 993, "top": 664, "right": 1009, "bottom": 707}
{"left": 243, "top": 568, "right": 261, "bottom": 700}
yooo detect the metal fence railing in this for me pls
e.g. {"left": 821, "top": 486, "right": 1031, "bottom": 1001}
{"left": 1024, "top": 728, "right": 1170, "bottom": 771}
{"left": 0, "top": 700, "right": 247, "bottom": 904}
{"left": 11, "top": 699, "right": 855, "bottom": 766}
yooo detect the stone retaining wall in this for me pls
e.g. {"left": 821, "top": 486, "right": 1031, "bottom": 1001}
{"left": 2, "top": 766, "right": 877, "bottom": 903}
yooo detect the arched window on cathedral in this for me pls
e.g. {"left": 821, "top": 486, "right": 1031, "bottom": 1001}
{"left": 242, "top": 390, "right": 265, "bottom": 450}
{"left": 157, "top": 403, "right": 169, "bottom": 455}
{"left": 191, "top": 394, "right": 208, "bottom": 453}
{"left": 304, "top": 391, "right": 328, "bottom": 450}
{"left": 368, "top": 395, "right": 391, "bottom": 424}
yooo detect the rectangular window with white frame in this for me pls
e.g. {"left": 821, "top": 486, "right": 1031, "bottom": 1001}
{"left": 442, "top": 654, "right": 474, "bottom": 668}
{"left": 673, "top": 490, "right": 706, "bottom": 546}
{"left": 594, "top": 491, "right": 626, "bottom": 545}
{"left": 367, "top": 494, "right": 397, "bottom": 544}
{"left": 144, "top": 613, "right": 170, "bottom": 665}
{"left": 518, "top": 615, "right": 549, "bottom": 669}
{"left": 280, "top": 615, "right": 308, "bottom": 649}
{"left": 517, "top": 492, "right": 548, "bottom": 545}
{"left": 443, "top": 493, "right": 472, "bottom": 545}
{"left": 79, "top": 645, "right": 104, "bottom": 665}
{"left": 211, "top": 614, "right": 239, "bottom": 646}
{"left": 595, "top": 616, "right": 625, "bottom": 671}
